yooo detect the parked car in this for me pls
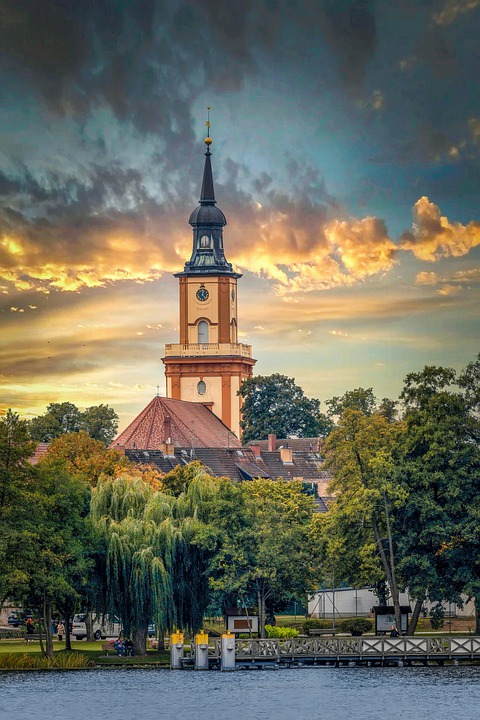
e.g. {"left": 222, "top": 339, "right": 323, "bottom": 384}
{"left": 7, "top": 610, "right": 33, "bottom": 627}
{"left": 71, "top": 613, "right": 122, "bottom": 641}
{"left": 148, "top": 623, "right": 156, "bottom": 638}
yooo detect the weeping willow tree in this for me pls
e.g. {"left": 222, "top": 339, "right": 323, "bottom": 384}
{"left": 90, "top": 467, "right": 219, "bottom": 654}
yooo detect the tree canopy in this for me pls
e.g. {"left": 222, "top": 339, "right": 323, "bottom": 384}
{"left": 239, "top": 373, "right": 332, "bottom": 443}
{"left": 28, "top": 402, "right": 118, "bottom": 445}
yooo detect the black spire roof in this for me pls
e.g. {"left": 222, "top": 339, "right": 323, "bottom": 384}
{"left": 177, "top": 132, "right": 240, "bottom": 278}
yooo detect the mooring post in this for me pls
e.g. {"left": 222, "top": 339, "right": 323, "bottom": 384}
{"left": 170, "top": 632, "right": 184, "bottom": 669}
{"left": 220, "top": 632, "right": 236, "bottom": 671}
{"left": 195, "top": 631, "right": 209, "bottom": 670}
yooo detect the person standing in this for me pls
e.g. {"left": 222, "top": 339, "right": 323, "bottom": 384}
{"left": 390, "top": 625, "right": 399, "bottom": 637}
{"left": 57, "top": 621, "right": 65, "bottom": 642}
{"left": 25, "top": 617, "right": 35, "bottom": 644}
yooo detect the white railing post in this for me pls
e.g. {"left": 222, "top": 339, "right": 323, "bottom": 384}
{"left": 194, "top": 631, "right": 209, "bottom": 670}
{"left": 170, "top": 632, "right": 184, "bottom": 669}
{"left": 221, "top": 632, "right": 236, "bottom": 671}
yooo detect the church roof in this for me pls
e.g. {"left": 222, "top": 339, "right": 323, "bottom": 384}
{"left": 110, "top": 396, "right": 241, "bottom": 450}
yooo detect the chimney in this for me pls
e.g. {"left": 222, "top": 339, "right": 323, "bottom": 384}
{"left": 163, "top": 415, "right": 172, "bottom": 444}
{"left": 160, "top": 442, "right": 175, "bottom": 457}
{"left": 280, "top": 447, "right": 293, "bottom": 464}
{"left": 113, "top": 444, "right": 126, "bottom": 456}
{"left": 250, "top": 445, "right": 261, "bottom": 458}
{"left": 267, "top": 433, "right": 277, "bottom": 452}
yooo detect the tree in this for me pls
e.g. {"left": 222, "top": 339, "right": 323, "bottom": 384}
{"left": 395, "top": 364, "right": 480, "bottom": 633}
{"left": 90, "top": 465, "right": 219, "bottom": 654}
{"left": 81, "top": 405, "right": 119, "bottom": 445}
{"left": 28, "top": 402, "right": 83, "bottom": 441}
{"left": 41, "top": 431, "right": 132, "bottom": 486}
{"left": 238, "top": 374, "right": 332, "bottom": 443}
{"left": 28, "top": 402, "right": 118, "bottom": 446}
{"left": 200, "top": 478, "right": 320, "bottom": 637}
{"left": 323, "top": 408, "right": 406, "bottom": 632}
{"left": 0, "top": 411, "right": 37, "bottom": 607}
{"left": 326, "top": 387, "right": 397, "bottom": 422}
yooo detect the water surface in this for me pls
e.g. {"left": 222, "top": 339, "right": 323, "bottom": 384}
{"left": 1, "top": 666, "right": 480, "bottom": 720}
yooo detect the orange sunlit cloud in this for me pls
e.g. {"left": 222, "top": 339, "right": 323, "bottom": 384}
{"left": 401, "top": 197, "right": 480, "bottom": 262}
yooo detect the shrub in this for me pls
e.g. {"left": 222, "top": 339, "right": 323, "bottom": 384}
{"left": 302, "top": 619, "right": 331, "bottom": 634}
{"left": 264, "top": 625, "right": 299, "bottom": 638}
{"left": 338, "top": 618, "right": 372, "bottom": 636}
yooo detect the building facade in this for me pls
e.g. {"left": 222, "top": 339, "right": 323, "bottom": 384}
{"left": 162, "top": 131, "right": 255, "bottom": 437}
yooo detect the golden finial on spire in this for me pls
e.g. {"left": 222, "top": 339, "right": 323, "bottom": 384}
{"left": 205, "top": 106, "right": 212, "bottom": 146}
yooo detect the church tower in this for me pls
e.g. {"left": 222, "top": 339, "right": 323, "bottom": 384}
{"left": 162, "top": 121, "right": 256, "bottom": 438}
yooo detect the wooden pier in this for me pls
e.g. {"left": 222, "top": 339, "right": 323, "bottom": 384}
{"left": 178, "top": 635, "right": 480, "bottom": 669}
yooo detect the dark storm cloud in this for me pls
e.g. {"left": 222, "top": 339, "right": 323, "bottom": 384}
{"left": 316, "top": 0, "right": 377, "bottom": 90}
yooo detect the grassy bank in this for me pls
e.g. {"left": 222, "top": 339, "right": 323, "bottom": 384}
{"left": 0, "top": 639, "right": 170, "bottom": 668}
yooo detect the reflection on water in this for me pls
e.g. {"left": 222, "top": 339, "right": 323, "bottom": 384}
{"left": 1, "top": 666, "right": 480, "bottom": 720}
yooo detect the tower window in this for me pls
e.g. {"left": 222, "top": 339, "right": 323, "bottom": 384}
{"left": 231, "top": 318, "right": 237, "bottom": 343}
{"left": 200, "top": 234, "right": 211, "bottom": 248}
{"left": 198, "top": 320, "right": 209, "bottom": 344}
{"left": 197, "top": 380, "right": 206, "bottom": 396}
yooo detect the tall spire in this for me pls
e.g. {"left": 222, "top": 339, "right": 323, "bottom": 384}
{"left": 176, "top": 108, "right": 240, "bottom": 278}
{"left": 200, "top": 107, "right": 215, "bottom": 203}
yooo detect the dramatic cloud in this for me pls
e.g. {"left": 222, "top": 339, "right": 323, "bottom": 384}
{"left": 401, "top": 196, "right": 480, "bottom": 262}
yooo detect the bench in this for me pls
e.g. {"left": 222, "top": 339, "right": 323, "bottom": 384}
{"left": 102, "top": 641, "right": 116, "bottom": 656}
{"left": 25, "top": 634, "right": 42, "bottom": 643}
{"left": 308, "top": 628, "right": 336, "bottom": 636}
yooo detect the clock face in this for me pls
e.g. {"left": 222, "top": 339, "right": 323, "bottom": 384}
{"left": 196, "top": 287, "right": 209, "bottom": 302}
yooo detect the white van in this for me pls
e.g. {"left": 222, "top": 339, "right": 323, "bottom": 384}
{"left": 72, "top": 613, "right": 122, "bottom": 641}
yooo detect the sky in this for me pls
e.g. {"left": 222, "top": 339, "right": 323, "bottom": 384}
{"left": 0, "top": 0, "right": 479, "bottom": 432}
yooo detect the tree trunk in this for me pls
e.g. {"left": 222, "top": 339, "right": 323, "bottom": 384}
{"left": 371, "top": 517, "right": 402, "bottom": 632}
{"left": 257, "top": 587, "right": 266, "bottom": 638}
{"left": 406, "top": 598, "right": 423, "bottom": 636}
{"left": 43, "top": 598, "right": 54, "bottom": 659}
{"left": 85, "top": 611, "right": 95, "bottom": 642}
{"left": 64, "top": 610, "right": 72, "bottom": 651}
{"left": 134, "top": 625, "right": 148, "bottom": 656}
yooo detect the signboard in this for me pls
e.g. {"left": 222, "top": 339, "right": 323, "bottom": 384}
{"left": 373, "top": 605, "right": 411, "bottom": 634}
{"left": 226, "top": 615, "right": 259, "bottom": 634}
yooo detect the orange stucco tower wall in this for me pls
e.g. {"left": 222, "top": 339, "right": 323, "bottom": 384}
{"left": 162, "top": 131, "right": 255, "bottom": 437}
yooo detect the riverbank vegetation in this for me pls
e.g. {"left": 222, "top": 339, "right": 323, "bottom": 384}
{"left": 1, "top": 353, "right": 479, "bottom": 652}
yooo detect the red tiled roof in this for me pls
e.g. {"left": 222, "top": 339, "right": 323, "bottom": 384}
{"left": 110, "top": 396, "right": 241, "bottom": 450}
{"left": 29, "top": 442, "right": 50, "bottom": 465}
{"left": 248, "top": 437, "right": 322, "bottom": 453}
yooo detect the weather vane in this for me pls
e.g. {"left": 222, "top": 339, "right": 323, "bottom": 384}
{"left": 205, "top": 106, "right": 212, "bottom": 147}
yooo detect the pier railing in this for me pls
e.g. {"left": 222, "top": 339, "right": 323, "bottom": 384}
{"left": 200, "top": 636, "right": 480, "bottom": 661}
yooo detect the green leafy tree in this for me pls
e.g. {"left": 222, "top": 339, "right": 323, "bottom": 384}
{"left": 90, "top": 465, "right": 219, "bottom": 654}
{"left": 0, "top": 410, "right": 37, "bottom": 607}
{"left": 238, "top": 373, "right": 332, "bottom": 443}
{"left": 7, "top": 460, "right": 93, "bottom": 658}
{"left": 395, "top": 364, "right": 480, "bottom": 633}
{"left": 81, "top": 405, "right": 119, "bottom": 445}
{"left": 326, "top": 387, "right": 397, "bottom": 422}
{"left": 28, "top": 402, "right": 83, "bottom": 441}
{"left": 201, "top": 479, "right": 320, "bottom": 637}
{"left": 28, "top": 402, "right": 118, "bottom": 446}
{"left": 322, "top": 408, "right": 406, "bottom": 632}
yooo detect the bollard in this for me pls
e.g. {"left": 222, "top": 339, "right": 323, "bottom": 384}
{"left": 220, "top": 632, "right": 236, "bottom": 672}
{"left": 170, "top": 632, "right": 184, "bottom": 669}
{"left": 195, "top": 631, "right": 209, "bottom": 671}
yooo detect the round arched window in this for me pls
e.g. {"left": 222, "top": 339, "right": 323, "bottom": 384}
{"left": 197, "top": 380, "right": 206, "bottom": 396}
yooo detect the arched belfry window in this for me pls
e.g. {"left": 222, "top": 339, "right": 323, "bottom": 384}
{"left": 231, "top": 318, "right": 237, "bottom": 343}
{"left": 198, "top": 320, "right": 209, "bottom": 344}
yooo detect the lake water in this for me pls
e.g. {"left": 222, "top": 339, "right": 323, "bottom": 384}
{"left": 1, "top": 666, "right": 480, "bottom": 720}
